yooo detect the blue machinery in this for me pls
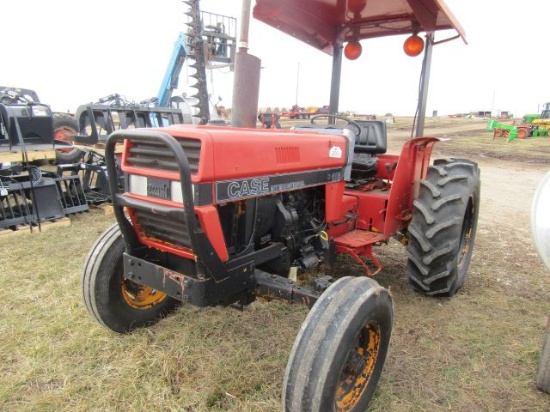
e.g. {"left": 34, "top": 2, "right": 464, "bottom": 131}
{"left": 72, "top": 1, "right": 237, "bottom": 146}
{"left": 157, "top": 32, "right": 189, "bottom": 108}
{"left": 56, "top": 1, "right": 237, "bottom": 205}
{"left": 157, "top": 6, "right": 237, "bottom": 124}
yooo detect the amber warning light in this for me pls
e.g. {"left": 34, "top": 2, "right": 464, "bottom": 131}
{"left": 345, "top": 34, "right": 424, "bottom": 61}
{"left": 403, "top": 34, "right": 425, "bottom": 57}
{"left": 344, "top": 41, "right": 362, "bottom": 60}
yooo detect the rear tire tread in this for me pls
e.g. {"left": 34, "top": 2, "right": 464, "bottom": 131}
{"left": 407, "top": 158, "right": 480, "bottom": 297}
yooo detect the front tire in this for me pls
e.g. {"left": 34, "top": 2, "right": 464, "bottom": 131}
{"left": 283, "top": 277, "right": 393, "bottom": 411}
{"left": 407, "top": 159, "right": 480, "bottom": 297}
{"left": 82, "top": 223, "right": 178, "bottom": 333}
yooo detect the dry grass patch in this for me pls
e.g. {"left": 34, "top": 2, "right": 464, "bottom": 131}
{"left": 2, "top": 210, "right": 550, "bottom": 411}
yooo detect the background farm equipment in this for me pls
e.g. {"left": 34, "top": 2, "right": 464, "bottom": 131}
{"left": 81, "top": 1, "right": 478, "bottom": 410}
{"left": 488, "top": 102, "right": 550, "bottom": 141}
{"left": 281, "top": 104, "right": 331, "bottom": 119}
{"left": 0, "top": 86, "right": 81, "bottom": 163}
{"left": 54, "top": 93, "right": 187, "bottom": 204}
{"left": 257, "top": 112, "right": 281, "bottom": 128}
{"left": 0, "top": 87, "right": 88, "bottom": 230}
{"left": 55, "top": 7, "right": 236, "bottom": 205}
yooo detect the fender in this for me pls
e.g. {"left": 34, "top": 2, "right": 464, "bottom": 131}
{"left": 384, "top": 137, "right": 439, "bottom": 237}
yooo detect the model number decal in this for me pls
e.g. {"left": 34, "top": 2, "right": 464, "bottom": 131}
{"left": 330, "top": 171, "right": 342, "bottom": 181}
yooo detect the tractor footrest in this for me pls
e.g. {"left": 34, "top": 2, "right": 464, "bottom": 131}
{"left": 332, "top": 230, "right": 386, "bottom": 276}
{"left": 333, "top": 230, "right": 386, "bottom": 248}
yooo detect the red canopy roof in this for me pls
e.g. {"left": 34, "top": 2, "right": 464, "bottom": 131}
{"left": 253, "top": 0, "right": 466, "bottom": 55}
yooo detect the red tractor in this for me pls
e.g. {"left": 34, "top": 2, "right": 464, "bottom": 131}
{"left": 82, "top": 1, "right": 478, "bottom": 410}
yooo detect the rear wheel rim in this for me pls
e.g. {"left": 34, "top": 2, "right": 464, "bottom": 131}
{"left": 121, "top": 279, "right": 168, "bottom": 309}
{"left": 458, "top": 197, "right": 475, "bottom": 270}
{"left": 54, "top": 126, "right": 77, "bottom": 154}
{"left": 335, "top": 322, "right": 381, "bottom": 411}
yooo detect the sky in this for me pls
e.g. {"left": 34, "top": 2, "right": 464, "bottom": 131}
{"left": 1, "top": 0, "right": 549, "bottom": 117}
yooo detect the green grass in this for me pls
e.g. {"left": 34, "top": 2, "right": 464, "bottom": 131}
{"left": 2, "top": 209, "right": 550, "bottom": 411}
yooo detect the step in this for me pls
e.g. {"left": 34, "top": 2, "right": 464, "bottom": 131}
{"left": 333, "top": 230, "right": 386, "bottom": 248}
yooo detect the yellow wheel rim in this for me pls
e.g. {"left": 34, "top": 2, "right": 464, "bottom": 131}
{"left": 335, "top": 323, "right": 381, "bottom": 411}
{"left": 121, "top": 280, "right": 168, "bottom": 309}
{"left": 458, "top": 197, "right": 475, "bottom": 270}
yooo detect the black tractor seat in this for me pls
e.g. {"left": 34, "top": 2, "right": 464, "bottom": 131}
{"left": 352, "top": 120, "right": 387, "bottom": 154}
{"left": 293, "top": 119, "right": 387, "bottom": 178}
{"left": 293, "top": 119, "right": 387, "bottom": 155}
{"left": 352, "top": 153, "right": 379, "bottom": 175}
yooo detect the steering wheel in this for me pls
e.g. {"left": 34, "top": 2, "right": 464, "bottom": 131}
{"left": 310, "top": 114, "right": 362, "bottom": 137}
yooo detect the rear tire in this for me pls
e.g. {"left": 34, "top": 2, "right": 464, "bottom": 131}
{"left": 517, "top": 128, "right": 529, "bottom": 139}
{"left": 53, "top": 116, "right": 84, "bottom": 163}
{"left": 407, "top": 159, "right": 480, "bottom": 297}
{"left": 82, "top": 223, "right": 179, "bottom": 333}
{"left": 283, "top": 277, "right": 393, "bottom": 411}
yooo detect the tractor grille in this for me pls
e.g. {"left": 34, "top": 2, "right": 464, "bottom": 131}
{"left": 126, "top": 138, "right": 201, "bottom": 174}
{"left": 134, "top": 209, "right": 191, "bottom": 249}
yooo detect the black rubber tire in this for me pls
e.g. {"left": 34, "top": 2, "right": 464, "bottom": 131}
{"left": 517, "top": 128, "right": 529, "bottom": 139}
{"left": 536, "top": 321, "right": 550, "bottom": 394}
{"left": 53, "top": 116, "right": 84, "bottom": 164}
{"left": 82, "top": 223, "right": 179, "bottom": 333}
{"left": 283, "top": 277, "right": 393, "bottom": 411}
{"left": 407, "top": 158, "right": 480, "bottom": 297}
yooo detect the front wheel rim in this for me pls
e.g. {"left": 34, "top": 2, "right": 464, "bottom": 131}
{"left": 335, "top": 322, "right": 381, "bottom": 411}
{"left": 121, "top": 279, "right": 168, "bottom": 309}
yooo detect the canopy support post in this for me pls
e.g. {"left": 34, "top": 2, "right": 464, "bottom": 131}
{"left": 329, "top": 43, "right": 343, "bottom": 125}
{"left": 415, "top": 32, "right": 434, "bottom": 137}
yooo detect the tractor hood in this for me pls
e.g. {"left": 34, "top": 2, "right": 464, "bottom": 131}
{"left": 253, "top": 0, "right": 466, "bottom": 54}
{"left": 128, "top": 124, "right": 352, "bottom": 194}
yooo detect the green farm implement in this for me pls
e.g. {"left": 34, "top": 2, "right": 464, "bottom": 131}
{"left": 488, "top": 103, "right": 550, "bottom": 142}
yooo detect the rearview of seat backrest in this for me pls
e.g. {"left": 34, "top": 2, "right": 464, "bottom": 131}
{"left": 353, "top": 120, "right": 387, "bottom": 154}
